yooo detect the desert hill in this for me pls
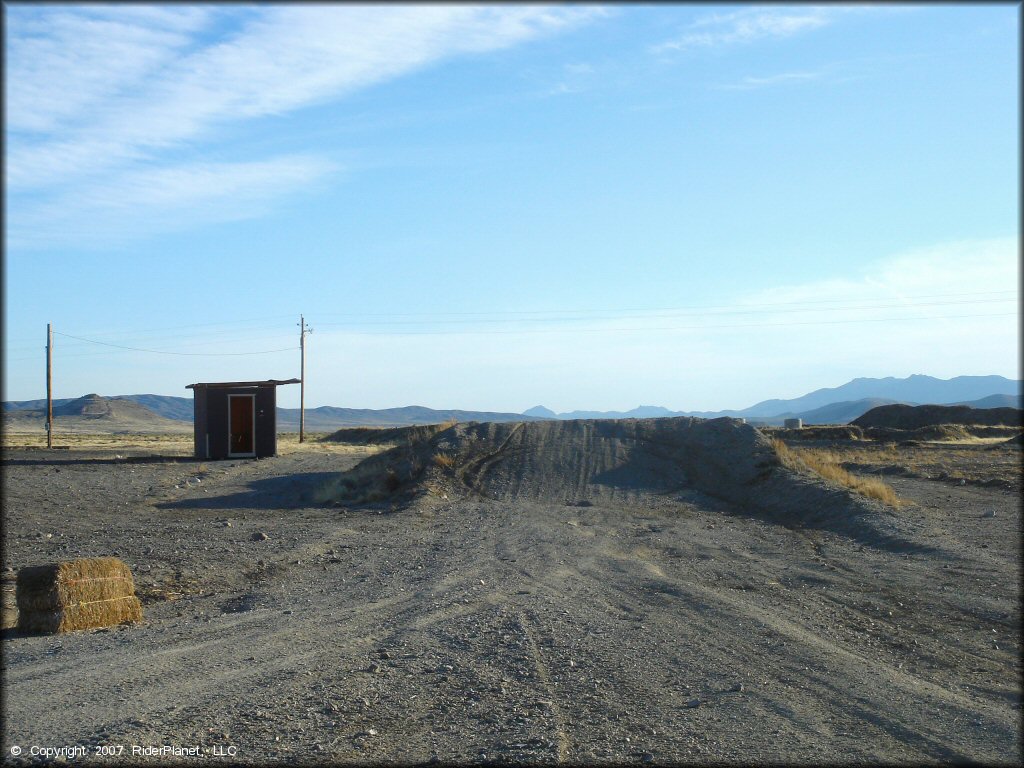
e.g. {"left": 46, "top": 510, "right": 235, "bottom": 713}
{"left": 2, "top": 394, "right": 190, "bottom": 434}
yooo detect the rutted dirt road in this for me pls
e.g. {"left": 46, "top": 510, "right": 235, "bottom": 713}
{"left": 1, "top": 429, "right": 1020, "bottom": 765}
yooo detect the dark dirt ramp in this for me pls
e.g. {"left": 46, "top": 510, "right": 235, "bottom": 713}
{"left": 322, "top": 417, "right": 922, "bottom": 550}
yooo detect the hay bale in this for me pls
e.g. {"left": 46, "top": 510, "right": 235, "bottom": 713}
{"left": 16, "top": 557, "right": 143, "bottom": 634}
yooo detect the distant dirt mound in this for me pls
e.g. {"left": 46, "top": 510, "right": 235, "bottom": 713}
{"left": 322, "top": 423, "right": 449, "bottom": 445}
{"left": 853, "top": 403, "right": 1021, "bottom": 430}
{"left": 864, "top": 423, "right": 1023, "bottom": 442}
{"left": 320, "top": 417, "right": 909, "bottom": 546}
{"left": 764, "top": 425, "right": 864, "bottom": 441}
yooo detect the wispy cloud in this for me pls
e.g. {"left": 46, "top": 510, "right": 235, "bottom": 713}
{"left": 6, "top": 5, "right": 601, "bottom": 246}
{"left": 8, "top": 155, "right": 335, "bottom": 250}
{"left": 654, "top": 6, "right": 839, "bottom": 53}
{"left": 719, "top": 69, "right": 825, "bottom": 90}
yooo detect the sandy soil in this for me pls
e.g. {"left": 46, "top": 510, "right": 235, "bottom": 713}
{"left": 1, "top": 427, "right": 1020, "bottom": 766}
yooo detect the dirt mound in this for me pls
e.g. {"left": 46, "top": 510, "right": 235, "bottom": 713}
{"left": 322, "top": 423, "right": 448, "bottom": 445}
{"left": 864, "top": 423, "right": 1022, "bottom": 442}
{"left": 864, "top": 424, "right": 973, "bottom": 442}
{"left": 763, "top": 425, "right": 865, "bottom": 441}
{"left": 320, "top": 417, "right": 909, "bottom": 546}
{"left": 853, "top": 403, "right": 1021, "bottom": 430}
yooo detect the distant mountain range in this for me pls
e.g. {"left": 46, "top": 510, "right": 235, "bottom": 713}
{"left": 3, "top": 375, "right": 1019, "bottom": 431}
{"left": 2, "top": 394, "right": 546, "bottom": 432}
{"left": 524, "top": 375, "right": 1021, "bottom": 425}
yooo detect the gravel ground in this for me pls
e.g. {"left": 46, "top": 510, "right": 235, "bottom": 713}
{"left": 1, "top": 438, "right": 1021, "bottom": 766}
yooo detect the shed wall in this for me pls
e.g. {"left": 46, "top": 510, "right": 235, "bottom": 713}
{"left": 191, "top": 384, "right": 282, "bottom": 460}
{"left": 192, "top": 389, "right": 208, "bottom": 458}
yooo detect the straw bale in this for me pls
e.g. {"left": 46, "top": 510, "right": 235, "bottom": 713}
{"left": 17, "top": 575, "right": 135, "bottom": 612}
{"left": 16, "top": 558, "right": 143, "bottom": 634}
{"left": 17, "top": 557, "right": 133, "bottom": 591}
{"left": 18, "top": 595, "right": 142, "bottom": 635}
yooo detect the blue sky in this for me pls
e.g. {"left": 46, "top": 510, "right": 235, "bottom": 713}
{"left": 3, "top": 3, "right": 1019, "bottom": 412}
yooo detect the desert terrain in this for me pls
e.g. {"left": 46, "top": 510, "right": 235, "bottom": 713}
{"left": 1, "top": 419, "right": 1021, "bottom": 765}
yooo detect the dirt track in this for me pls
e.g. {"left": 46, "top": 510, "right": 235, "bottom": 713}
{"left": 1, "top": 427, "right": 1021, "bottom": 765}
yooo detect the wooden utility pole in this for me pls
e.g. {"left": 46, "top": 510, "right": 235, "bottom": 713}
{"left": 46, "top": 323, "right": 53, "bottom": 448}
{"left": 298, "top": 315, "right": 313, "bottom": 442}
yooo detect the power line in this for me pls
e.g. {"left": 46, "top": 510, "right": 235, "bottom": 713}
{"left": 314, "top": 297, "right": 1017, "bottom": 327}
{"left": 321, "top": 311, "right": 1017, "bottom": 337}
{"left": 61, "top": 314, "right": 298, "bottom": 340}
{"left": 310, "top": 289, "right": 1018, "bottom": 319}
{"left": 51, "top": 331, "right": 297, "bottom": 356}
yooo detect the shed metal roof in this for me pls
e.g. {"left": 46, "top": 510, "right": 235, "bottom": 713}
{"left": 186, "top": 378, "right": 300, "bottom": 390}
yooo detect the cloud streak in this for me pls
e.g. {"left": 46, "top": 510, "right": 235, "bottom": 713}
{"left": 6, "top": 5, "right": 601, "bottom": 245}
{"left": 8, "top": 155, "right": 335, "bottom": 250}
{"left": 719, "top": 70, "right": 825, "bottom": 90}
{"left": 654, "top": 6, "right": 841, "bottom": 53}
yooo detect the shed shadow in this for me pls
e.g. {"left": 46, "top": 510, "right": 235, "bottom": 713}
{"left": 155, "top": 471, "right": 341, "bottom": 511}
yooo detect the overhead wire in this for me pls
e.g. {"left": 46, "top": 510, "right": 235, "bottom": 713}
{"left": 3, "top": 291, "right": 1014, "bottom": 361}
{"left": 51, "top": 331, "right": 297, "bottom": 356}
{"left": 314, "top": 297, "right": 1018, "bottom": 327}
{"left": 321, "top": 311, "right": 1017, "bottom": 336}
{"left": 310, "top": 289, "right": 1018, "bottom": 319}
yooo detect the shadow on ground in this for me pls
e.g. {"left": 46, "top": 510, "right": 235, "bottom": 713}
{"left": 155, "top": 471, "right": 340, "bottom": 511}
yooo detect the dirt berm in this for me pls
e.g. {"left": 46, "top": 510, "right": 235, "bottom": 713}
{"left": 853, "top": 403, "right": 1021, "bottom": 429}
{"left": 318, "top": 417, "right": 909, "bottom": 548}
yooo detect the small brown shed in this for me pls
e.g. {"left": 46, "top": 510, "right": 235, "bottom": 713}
{"left": 186, "top": 379, "right": 300, "bottom": 460}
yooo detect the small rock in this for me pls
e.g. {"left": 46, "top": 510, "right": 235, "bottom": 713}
{"left": 368, "top": 663, "right": 382, "bottom": 673}
{"left": 685, "top": 699, "right": 700, "bottom": 708}
{"left": 982, "top": 510, "right": 995, "bottom": 518}
{"left": 729, "top": 683, "right": 744, "bottom": 692}
{"left": 251, "top": 531, "right": 270, "bottom": 541}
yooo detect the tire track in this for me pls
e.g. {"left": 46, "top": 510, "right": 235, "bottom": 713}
{"left": 515, "top": 609, "right": 571, "bottom": 763}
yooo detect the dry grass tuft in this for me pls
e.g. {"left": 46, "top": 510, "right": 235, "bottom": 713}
{"left": 433, "top": 452, "right": 456, "bottom": 469}
{"left": 771, "top": 439, "right": 903, "bottom": 508}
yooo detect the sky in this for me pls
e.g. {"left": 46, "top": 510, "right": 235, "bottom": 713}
{"left": 3, "top": 3, "right": 1020, "bottom": 413}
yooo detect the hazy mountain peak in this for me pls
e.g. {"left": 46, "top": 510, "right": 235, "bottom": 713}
{"left": 523, "top": 405, "right": 558, "bottom": 419}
